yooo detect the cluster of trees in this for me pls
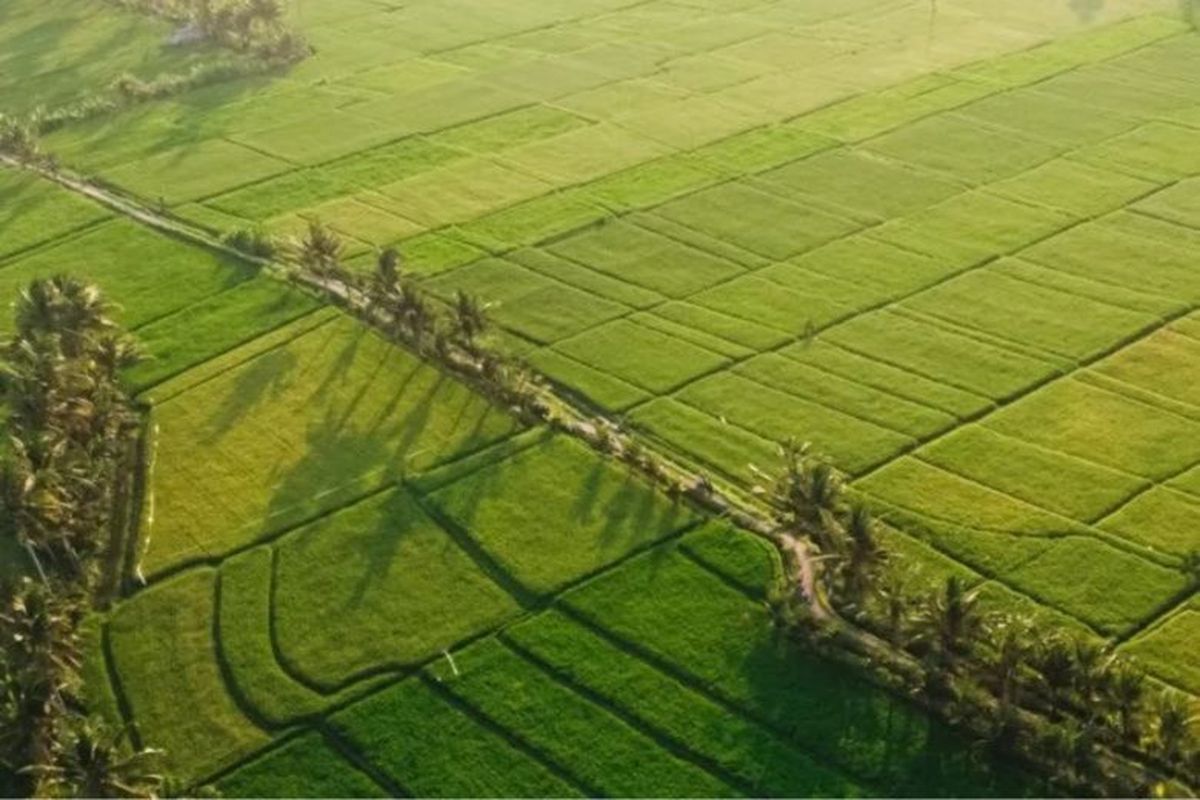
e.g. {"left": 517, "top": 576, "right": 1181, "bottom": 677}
{"left": 109, "top": 0, "right": 309, "bottom": 61}
{"left": 0, "top": 277, "right": 163, "bottom": 797}
{"left": 756, "top": 439, "right": 1199, "bottom": 793}
{"left": 293, "top": 221, "right": 548, "bottom": 418}
{"left": 0, "top": 114, "right": 45, "bottom": 164}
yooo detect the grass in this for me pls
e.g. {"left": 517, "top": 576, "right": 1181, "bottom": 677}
{"left": 561, "top": 544, "right": 1038, "bottom": 796}
{"left": 423, "top": 434, "right": 698, "bottom": 596}
{"left": 553, "top": 319, "right": 732, "bottom": 395}
{"left": 142, "top": 314, "right": 518, "bottom": 575}
{"left": 0, "top": 0, "right": 232, "bottom": 115}
{"left": 0, "top": 169, "right": 110, "bottom": 261}
{"left": 1101, "top": 486, "right": 1200, "bottom": 557}
{"left": 329, "top": 677, "right": 581, "bottom": 797}
{"left": 272, "top": 487, "right": 521, "bottom": 688}
{"left": 504, "top": 609, "right": 862, "bottom": 797}
{"left": 216, "top": 731, "right": 385, "bottom": 798}
{"left": 546, "top": 219, "right": 744, "bottom": 298}
{"left": 107, "top": 569, "right": 269, "bottom": 778}
{"left": 0, "top": 217, "right": 257, "bottom": 335}
{"left": 678, "top": 522, "right": 784, "bottom": 600}
{"left": 1121, "top": 606, "right": 1200, "bottom": 695}
{"left": 1004, "top": 537, "right": 1188, "bottom": 635}
{"left": 629, "top": 397, "right": 781, "bottom": 484}
{"left": 217, "top": 547, "right": 330, "bottom": 725}
{"left": 428, "top": 638, "right": 738, "bottom": 797}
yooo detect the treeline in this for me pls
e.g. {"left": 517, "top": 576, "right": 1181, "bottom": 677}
{"left": 0, "top": 277, "right": 163, "bottom": 797}
{"left": 109, "top": 0, "right": 310, "bottom": 60}
{"left": 756, "top": 439, "right": 1200, "bottom": 795}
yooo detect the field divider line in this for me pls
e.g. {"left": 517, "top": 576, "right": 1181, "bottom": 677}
{"left": 1114, "top": 588, "right": 1199, "bottom": 646}
{"left": 211, "top": 568, "right": 284, "bottom": 735}
{"left": 265, "top": 546, "right": 340, "bottom": 697}
{"left": 1088, "top": 453, "right": 1200, "bottom": 531}
{"left": 99, "top": 621, "right": 140, "bottom": 749}
{"left": 554, "top": 601, "right": 885, "bottom": 793}
{"left": 418, "top": 670, "right": 601, "bottom": 798}
{"left": 903, "top": 453, "right": 1179, "bottom": 569}
{"left": 316, "top": 724, "right": 413, "bottom": 798}
{"left": 496, "top": 634, "right": 758, "bottom": 796}
{"left": 1111, "top": 584, "right": 1200, "bottom": 650}
{"left": 674, "top": 546, "right": 771, "bottom": 605}
{"left": 0, "top": 212, "right": 114, "bottom": 272}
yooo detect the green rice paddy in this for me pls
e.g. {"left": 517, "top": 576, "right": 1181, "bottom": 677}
{"left": 4, "top": 0, "right": 1200, "bottom": 793}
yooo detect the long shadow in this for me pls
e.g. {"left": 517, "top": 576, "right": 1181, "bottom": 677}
{"left": 202, "top": 344, "right": 298, "bottom": 443}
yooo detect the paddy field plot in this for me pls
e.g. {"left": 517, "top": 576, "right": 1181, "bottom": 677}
{"left": 7, "top": 0, "right": 1200, "bottom": 793}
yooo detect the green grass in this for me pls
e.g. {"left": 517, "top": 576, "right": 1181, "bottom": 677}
{"left": 272, "top": 487, "right": 521, "bottom": 688}
{"left": 1004, "top": 537, "right": 1187, "bottom": 635}
{"left": 678, "top": 522, "right": 784, "bottom": 600}
{"left": 142, "top": 314, "right": 518, "bottom": 575}
{"left": 0, "top": 169, "right": 111, "bottom": 261}
{"left": 102, "top": 139, "right": 292, "bottom": 207}
{"left": 983, "top": 378, "right": 1200, "bottom": 481}
{"left": 916, "top": 425, "right": 1147, "bottom": 522}
{"left": 423, "top": 434, "right": 698, "bottom": 596}
{"left": 216, "top": 731, "right": 385, "bottom": 798}
{"left": 546, "top": 219, "right": 744, "bottom": 298}
{"left": 824, "top": 310, "right": 1062, "bottom": 400}
{"left": 675, "top": 371, "right": 914, "bottom": 476}
{"left": 504, "top": 609, "right": 862, "bottom": 797}
{"left": 1091, "top": 326, "right": 1200, "bottom": 409}
{"left": 1121, "top": 606, "right": 1200, "bottom": 695}
{"left": 126, "top": 278, "right": 320, "bottom": 391}
{"left": 107, "top": 569, "right": 269, "bottom": 778}
{"left": 0, "top": 218, "right": 257, "bottom": 335}
{"left": 217, "top": 547, "right": 330, "bottom": 725}
{"left": 1100, "top": 486, "right": 1200, "bottom": 557}
{"left": 900, "top": 265, "right": 1157, "bottom": 361}
{"left": 653, "top": 181, "right": 861, "bottom": 261}
{"left": 688, "top": 274, "right": 849, "bottom": 332}
{"left": 561, "top": 545, "right": 1037, "bottom": 796}
{"left": 553, "top": 319, "right": 732, "bottom": 395}
{"left": 985, "top": 158, "right": 1154, "bottom": 216}
{"left": 428, "top": 638, "right": 738, "bottom": 797}
{"left": 330, "top": 677, "right": 581, "bottom": 797}
{"left": 0, "top": 0, "right": 233, "bottom": 115}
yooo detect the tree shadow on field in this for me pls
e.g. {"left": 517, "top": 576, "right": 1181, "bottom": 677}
{"left": 739, "top": 631, "right": 1048, "bottom": 796}
{"left": 202, "top": 344, "right": 298, "bottom": 443}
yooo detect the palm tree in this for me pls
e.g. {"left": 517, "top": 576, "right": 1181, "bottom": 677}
{"left": 754, "top": 439, "right": 845, "bottom": 552}
{"left": 451, "top": 290, "right": 488, "bottom": 352}
{"left": 1182, "top": 549, "right": 1200, "bottom": 588}
{"left": 1109, "top": 663, "right": 1146, "bottom": 744}
{"left": 840, "top": 502, "right": 883, "bottom": 600}
{"left": 1153, "top": 691, "right": 1194, "bottom": 765}
{"left": 874, "top": 568, "right": 914, "bottom": 647}
{"left": 988, "top": 614, "right": 1035, "bottom": 715}
{"left": 29, "top": 719, "right": 162, "bottom": 799}
{"left": 1036, "top": 635, "right": 1077, "bottom": 719}
{"left": 297, "top": 220, "right": 342, "bottom": 280}
{"left": 913, "top": 575, "right": 984, "bottom": 663}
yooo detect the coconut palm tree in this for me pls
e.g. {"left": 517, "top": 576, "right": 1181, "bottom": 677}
{"left": 1109, "top": 663, "right": 1146, "bottom": 745}
{"left": 913, "top": 575, "right": 984, "bottom": 663}
{"left": 754, "top": 439, "right": 845, "bottom": 552}
{"left": 297, "top": 220, "right": 342, "bottom": 280}
{"left": 1153, "top": 691, "right": 1194, "bottom": 765}
{"left": 451, "top": 290, "right": 488, "bottom": 352}
{"left": 873, "top": 568, "right": 915, "bottom": 647}
{"left": 988, "top": 614, "right": 1035, "bottom": 715}
{"left": 1036, "top": 635, "right": 1077, "bottom": 719}
{"left": 30, "top": 719, "right": 162, "bottom": 799}
{"left": 840, "top": 502, "right": 883, "bottom": 600}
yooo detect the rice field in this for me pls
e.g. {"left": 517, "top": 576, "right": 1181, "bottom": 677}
{"left": 4, "top": 0, "right": 1200, "bottom": 794}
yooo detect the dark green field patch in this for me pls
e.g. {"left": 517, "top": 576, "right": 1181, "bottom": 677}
{"left": 424, "top": 435, "right": 698, "bottom": 596}
{"left": 735, "top": 353, "right": 955, "bottom": 439}
{"left": 108, "top": 570, "right": 269, "bottom": 778}
{"left": 217, "top": 732, "right": 385, "bottom": 798}
{"left": 824, "top": 310, "right": 1061, "bottom": 400}
{"left": 900, "top": 265, "right": 1157, "bottom": 361}
{"left": 0, "top": 218, "right": 256, "bottom": 336}
{"left": 430, "top": 638, "right": 736, "bottom": 797}
{"left": 330, "top": 677, "right": 581, "bottom": 797}
{"left": 143, "top": 315, "right": 518, "bottom": 575}
{"left": 273, "top": 487, "right": 521, "bottom": 688}
{"left": 504, "top": 610, "right": 862, "bottom": 797}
